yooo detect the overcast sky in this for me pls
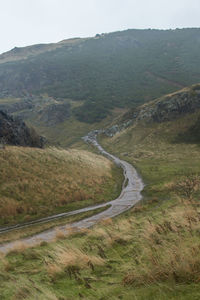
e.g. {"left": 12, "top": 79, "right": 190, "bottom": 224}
{"left": 0, "top": 0, "right": 199, "bottom": 54}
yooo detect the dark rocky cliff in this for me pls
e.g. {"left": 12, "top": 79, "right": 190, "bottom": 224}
{"left": 0, "top": 110, "right": 45, "bottom": 147}
{"left": 104, "top": 84, "right": 200, "bottom": 138}
{"left": 129, "top": 84, "right": 200, "bottom": 123}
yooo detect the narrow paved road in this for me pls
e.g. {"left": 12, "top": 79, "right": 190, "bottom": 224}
{"left": 0, "top": 133, "right": 144, "bottom": 254}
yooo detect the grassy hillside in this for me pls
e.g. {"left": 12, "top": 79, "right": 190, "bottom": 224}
{"left": 1, "top": 28, "right": 200, "bottom": 122}
{"left": 1, "top": 199, "right": 200, "bottom": 299}
{"left": 1, "top": 115, "right": 200, "bottom": 299}
{"left": 0, "top": 38, "right": 87, "bottom": 64}
{"left": 0, "top": 146, "right": 123, "bottom": 226}
{"left": 1, "top": 92, "right": 200, "bottom": 298}
{"left": 101, "top": 83, "right": 200, "bottom": 203}
{"left": 102, "top": 112, "right": 200, "bottom": 199}
{"left": 31, "top": 108, "right": 127, "bottom": 147}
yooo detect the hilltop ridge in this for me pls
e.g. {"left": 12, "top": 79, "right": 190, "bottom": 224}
{"left": 0, "top": 28, "right": 200, "bottom": 123}
{"left": 0, "top": 37, "right": 88, "bottom": 64}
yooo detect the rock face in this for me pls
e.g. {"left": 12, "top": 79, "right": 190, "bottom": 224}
{"left": 103, "top": 121, "right": 133, "bottom": 137}
{"left": 0, "top": 110, "right": 45, "bottom": 147}
{"left": 130, "top": 85, "right": 200, "bottom": 123}
{"left": 102, "top": 84, "right": 200, "bottom": 138}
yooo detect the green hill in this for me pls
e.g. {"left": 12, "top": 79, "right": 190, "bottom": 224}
{"left": 2, "top": 27, "right": 200, "bottom": 299}
{"left": 2, "top": 85, "right": 200, "bottom": 299}
{"left": 0, "top": 28, "right": 200, "bottom": 123}
{"left": 101, "top": 83, "right": 200, "bottom": 203}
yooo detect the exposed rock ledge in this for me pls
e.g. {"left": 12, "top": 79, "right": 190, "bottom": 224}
{"left": 0, "top": 110, "right": 45, "bottom": 147}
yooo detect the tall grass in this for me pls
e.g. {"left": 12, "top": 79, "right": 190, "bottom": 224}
{"left": 2, "top": 198, "right": 200, "bottom": 299}
{"left": 0, "top": 146, "right": 123, "bottom": 226}
{"left": 1, "top": 109, "right": 200, "bottom": 298}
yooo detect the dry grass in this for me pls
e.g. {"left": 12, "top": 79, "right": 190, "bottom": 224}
{"left": 99, "top": 217, "right": 113, "bottom": 226}
{"left": 46, "top": 244, "right": 105, "bottom": 281}
{"left": 55, "top": 228, "right": 66, "bottom": 240}
{"left": 0, "top": 205, "right": 109, "bottom": 247}
{"left": 122, "top": 202, "right": 200, "bottom": 286}
{"left": 1, "top": 198, "right": 200, "bottom": 299}
{"left": 6, "top": 241, "right": 28, "bottom": 255}
{"left": 2, "top": 108, "right": 200, "bottom": 298}
{"left": 13, "top": 279, "right": 59, "bottom": 300}
{"left": 0, "top": 146, "right": 120, "bottom": 226}
{"left": 55, "top": 245, "right": 104, "bottom": 267}
{"left": 97, "top": 112, "right": 200, "bottom": 292}
{"left": 89, "top": 216, "right": 133, "bottom": 247}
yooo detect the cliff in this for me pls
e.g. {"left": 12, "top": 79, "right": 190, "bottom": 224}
{"left": 0, "top": 110, "right": 45, "bottom": 147}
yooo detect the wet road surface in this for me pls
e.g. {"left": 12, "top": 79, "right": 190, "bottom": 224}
{"left": 0, "top": 133, "right": 144, "bottom": 254}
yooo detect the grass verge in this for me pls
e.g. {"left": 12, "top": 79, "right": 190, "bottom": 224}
{"left": 1, "top": 198, "right": 200, "bottom": 299}
{"left": 0, "top": 205, "right": 110, "bottom": 244}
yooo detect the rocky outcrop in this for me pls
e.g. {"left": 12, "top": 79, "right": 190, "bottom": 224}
{"left": 0, "top": 110, "right": 45, "bottom": 147}
{"left": 103, "top": 120, "right": 133, "bottom": 137}
{"left": 132, "top": 85, "right": 200, "bottom": 123}
{"left": 100, "top": 84, "right": 200, "bottom": 138}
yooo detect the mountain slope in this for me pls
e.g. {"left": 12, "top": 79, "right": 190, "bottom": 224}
{"left": 0, "top": 38, "right": 87, "bottom": 64}
{"left": 101, "top": 83, "right": 200, "bottom": 202}
{"left": 123, "top": 83, "right": 200, "bottom": 124}
{"left": 0, "top": 28, "right": 200, "bottom": 122}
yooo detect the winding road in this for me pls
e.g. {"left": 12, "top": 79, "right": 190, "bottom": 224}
{"left": 0, "top": 132, "right": 144, "bottom": 254}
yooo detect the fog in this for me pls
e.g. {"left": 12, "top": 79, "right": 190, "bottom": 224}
{"left": 0, "top": 0, "right": 199, "bottom": 54}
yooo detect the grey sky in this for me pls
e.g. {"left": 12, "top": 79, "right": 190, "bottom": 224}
{"left": 0, "top": 0, "right": 199, "bottom": 54}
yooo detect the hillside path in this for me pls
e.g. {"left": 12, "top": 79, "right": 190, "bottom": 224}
{"left": 0, "top": 133, "right": 144, "bottom": 254}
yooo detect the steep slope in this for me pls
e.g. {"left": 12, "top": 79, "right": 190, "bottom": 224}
{"left": 0, "top": 110, "right": 44, "bottom": 147}
{"left": 101, "top": 83, "right": 200, "bottom": 204}
{"left": 125, "top": 83, "right": 200, "bottom": 124}
{"left": 102, "top": 83, "right": 200, "bottom": 144}
{"left": 0, "top": 28, "right": 200, "bottom": 123}
{"left": 0, "top": 146, "right": 123, "bottom": 227}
